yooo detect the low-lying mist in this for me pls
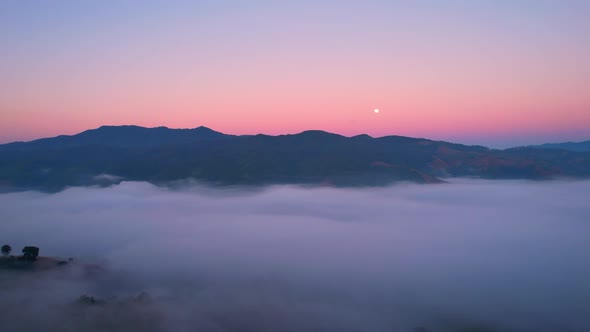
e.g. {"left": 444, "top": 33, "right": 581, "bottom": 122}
{"left": 0, "top": 180, "right": 589, "bottom": 332}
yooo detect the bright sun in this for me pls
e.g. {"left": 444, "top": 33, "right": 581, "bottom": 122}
{"left": 374, "top": 109, "right": 379, "bottom": 114}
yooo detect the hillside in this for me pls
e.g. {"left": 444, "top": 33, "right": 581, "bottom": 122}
{"left": 1, "top": 126, "right": 589, "bottom": 191}
{"left": 529, "top": 140, "right": 590, "bottom": 152}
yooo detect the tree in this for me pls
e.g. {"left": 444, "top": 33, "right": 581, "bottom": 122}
{"left": 22, "top": 246, "right": 39, "bottom": 261}
{"left": 1, "top": 245, "right": 11, "bottom": 256}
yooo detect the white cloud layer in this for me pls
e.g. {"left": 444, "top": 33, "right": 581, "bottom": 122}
{"left": 0, "top": 179, "right": 589, "bottom": 331}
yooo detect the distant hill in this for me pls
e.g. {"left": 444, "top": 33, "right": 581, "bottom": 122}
{"left": 529, "top": 140, "right": 590, "bottom": 152}
{"left": 1, "top": 126, "right": 589, "bottom": 191}
{"left": 2, "top": 125, "right": 230, "bottom": 150}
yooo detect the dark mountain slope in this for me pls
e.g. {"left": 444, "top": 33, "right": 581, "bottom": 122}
{"left": 1, "top": 126, "right": 589, "bottom": 192}
{"left": 1, "top": 125, "right": 229, "bottom": 150}
{"left": 528, "top": 140, "right": 590, "bottom": 152}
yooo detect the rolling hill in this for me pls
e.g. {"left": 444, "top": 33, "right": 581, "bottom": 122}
{"left": 529, "top": 140, "right": 590, "bottom": 152}
{"left": 1, "top": 126, "right": 589, "bottom": 191}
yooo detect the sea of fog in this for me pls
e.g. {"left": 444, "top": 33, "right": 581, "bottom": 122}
{"left": 0, "top": 179, "right": 589, "bottom": 332}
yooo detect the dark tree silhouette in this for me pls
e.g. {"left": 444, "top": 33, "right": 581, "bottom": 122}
{"left": 22, "top": 246, "right": 39, "bottom": 261}
{"left": 1, "top": 244, "right": 11, "bottom": 256}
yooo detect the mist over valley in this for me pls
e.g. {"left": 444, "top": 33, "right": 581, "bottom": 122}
{"left": 1, "top": 180, "right": 588, "bottom": 332}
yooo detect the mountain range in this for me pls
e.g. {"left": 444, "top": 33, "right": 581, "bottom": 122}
{"left": 528, "top": 140, "right": 590, "bottom": 152}
{"left": 1, "top": 125, "right": 589, "bottom": 191}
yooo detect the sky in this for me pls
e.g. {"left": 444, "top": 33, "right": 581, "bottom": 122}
{"left": 1, "top": 0, "right": 589, "bottom": 147}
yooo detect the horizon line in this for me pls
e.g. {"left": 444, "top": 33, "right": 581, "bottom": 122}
{"left": 2, "top": 123, "right": 589, "bottom": 149}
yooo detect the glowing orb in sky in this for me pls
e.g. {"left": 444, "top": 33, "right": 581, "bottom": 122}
{"left": 374, "top": 109, "right": 380, "bottom": 114}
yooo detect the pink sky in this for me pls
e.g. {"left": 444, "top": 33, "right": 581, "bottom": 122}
{"left": 1, "top": 1, "right": 589, "bottom": 147}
